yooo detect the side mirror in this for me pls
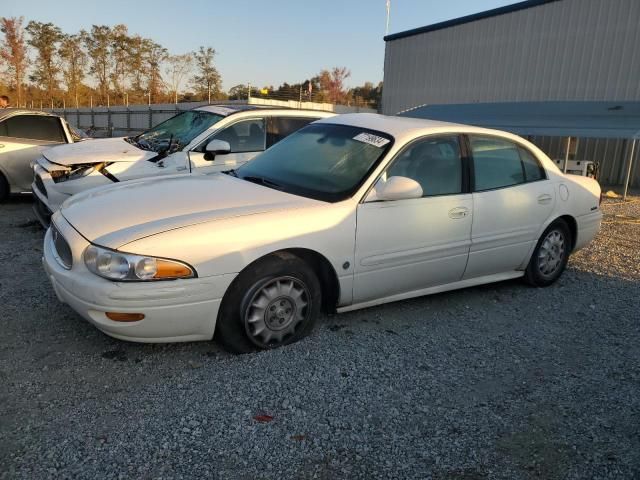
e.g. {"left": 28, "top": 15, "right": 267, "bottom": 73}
{"left": 366, "top": 176, "right": 423, "bottom": 202}
{"left": 204, "top": 139, "right": 231, "bottom": 160}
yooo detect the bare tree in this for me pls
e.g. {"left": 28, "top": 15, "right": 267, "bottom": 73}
{"left": 191, "top": 46, "right": 222, "bottom": 103}
{"left": 0, "top": 17, "right": 28, "bottom": 106}
{"left": 59, "top": 33, "right": 87, "bottom": 107}
{"left": 164, "top": 53, "right": 193, "bottom": 104}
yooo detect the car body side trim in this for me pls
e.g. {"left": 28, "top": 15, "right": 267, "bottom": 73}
{"left": 338, "top": 270, "right": 523, "bottom": 313}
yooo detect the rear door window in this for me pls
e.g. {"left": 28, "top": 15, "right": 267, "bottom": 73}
{"left": 213, "top": 118, "right": 265, "bottom": 153}
{"left": 519, "top": 147, "right": 546, "bottom": 182}
{"left": 3, "top": 115, "right": 66, "bottom": 142}
{"left": 266, "top": 117, "right": 318, "bottom": 148}
{"left": 470, "top": 136, "right": 525, "bottom": 191}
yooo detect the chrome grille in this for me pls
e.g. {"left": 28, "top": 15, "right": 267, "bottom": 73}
{"left": 35, "top": 174, "right": 47, "bottom": 197}
{"left": 51, "top": 225, "right": 72, "bottom": 269}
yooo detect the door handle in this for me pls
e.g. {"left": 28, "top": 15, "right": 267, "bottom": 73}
{"left": 537, "top": 194, "right": 552, "bottom": 204}
{"left": 448, "top": 207, "right": 469, "bottom": 219}
{"left": 0, "top": 144, "right": 4, "bottom": 148}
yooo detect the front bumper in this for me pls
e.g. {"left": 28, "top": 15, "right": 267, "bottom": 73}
{"left": 42, "top": 215, "right": 236, "bottom": 343}
{"left": 32, "top": 189, "right": 53, "bottom": 228}
{"left": 32, "top": 164, "right": 71, "bottom": 222}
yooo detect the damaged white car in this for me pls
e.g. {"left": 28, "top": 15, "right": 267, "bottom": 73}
{"left": 32, "top": 105, "right": 332, "bottom": 225}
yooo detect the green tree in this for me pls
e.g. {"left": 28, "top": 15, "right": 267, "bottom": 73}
{"left": 109, "top": 24, "right": 130, "bottom": 104}
{"left": 191, "top": 46, "right": 222, "bottom": 103}
{"left": 144, "top": 39, "right": 167, "bottom": 103}
{"left": 84, "top": 25, "right": 112, "bottom": 104}
{"left": 25, "top": 21, "right": 63, "bottom": 102}
{"left": 228, "top": 84, "right": 249, "bottom": 100}
{"left": 0, "top": 17, "right": 28, "bottom": 106}
{"left": 126, "top": 34, "right": 147, "bottom": 102}
{"left": 349, "top": 81, "right": 383, "bottom": 109}
{"left": 58, "top": 33, "right": 87, "bottom": 107}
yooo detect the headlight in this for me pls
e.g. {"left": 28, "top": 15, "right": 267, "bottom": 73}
{"left": 84, "top": 245, "right": 196, "bottom": 281}
{"left": 53, "top": 165, "right": 95, "bottom": 183}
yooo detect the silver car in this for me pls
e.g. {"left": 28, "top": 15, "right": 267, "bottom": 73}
{"left": 0, "top": 109, "right": 84, "bottom": 201}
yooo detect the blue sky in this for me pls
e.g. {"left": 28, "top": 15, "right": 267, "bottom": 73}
{"left": 4, "top": 0, "right": 513, "bottom": 90}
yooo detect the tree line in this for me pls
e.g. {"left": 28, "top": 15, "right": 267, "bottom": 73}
{"left": 0, "top": 17, "right": 381, "bottom": 109}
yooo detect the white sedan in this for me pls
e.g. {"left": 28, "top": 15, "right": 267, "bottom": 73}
{"left": 42, "top": 114, "right": 602, "bottom": 353}
{"left": 32, "top": 105, "right": 333, "bottom": 225}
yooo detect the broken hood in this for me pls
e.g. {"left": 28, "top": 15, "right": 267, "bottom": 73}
{"left": 43, "top": 137, "right": 157, "bottom": 166}
{"left": 58, "top": 174, "right": 321, "bottom": 249}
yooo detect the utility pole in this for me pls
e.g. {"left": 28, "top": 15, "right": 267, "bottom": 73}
{"left": 299, "top": 85, "right": 303, "bottom": 108}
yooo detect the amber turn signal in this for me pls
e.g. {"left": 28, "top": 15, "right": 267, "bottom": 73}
{"left": 155, "top": 260, "right": 193, "bottom": 279}
{"left": 105, "top": 312, "right": 145, "bottom": 322}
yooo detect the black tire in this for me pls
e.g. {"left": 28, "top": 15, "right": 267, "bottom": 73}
{"left": 524, "top": 219, "right": 572, "bottom": 287}
{"left": 215, "top": 251, "right": 322, "bottom": 354}
{"left": 0, "top": 173, "right": 8, "bottom": 202}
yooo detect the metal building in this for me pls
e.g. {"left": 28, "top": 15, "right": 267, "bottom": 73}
{"left": 381, "top": 0, "right": 640, "bottom": 187}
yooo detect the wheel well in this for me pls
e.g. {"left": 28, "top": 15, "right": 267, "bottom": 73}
{"left": 0, "top": 171, "right": 9, "bottom": 201}
{"left": 279, "top": 248, "right": 340, "bottom": 314}
{"left": 557, "top": 215, "right": 577, "bottom": 251}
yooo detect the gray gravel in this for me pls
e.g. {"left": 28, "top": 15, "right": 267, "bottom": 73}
{"left": 1, "top": 196, "right": 639, "bottom": 480}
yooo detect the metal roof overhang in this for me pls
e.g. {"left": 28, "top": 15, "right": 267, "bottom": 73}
{"left": 398, "top": 101, "right": 640, "bottom": 140}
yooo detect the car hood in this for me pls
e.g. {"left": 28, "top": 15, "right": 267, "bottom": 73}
{"left": 60, "top": 174, "right": 322, "bottom": 249}
{"left": 43, "top": 137, "right": 156, "bottom": 165}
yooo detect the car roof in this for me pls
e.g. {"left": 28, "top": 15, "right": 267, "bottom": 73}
{"left": 316, "top": 113, "right": 527, "bottom": 143}
{"left": 194, "top": 104, "right": 333, "bottom": 117}
{"left": 0, "top": 108, "right": 58, "bottom": 122}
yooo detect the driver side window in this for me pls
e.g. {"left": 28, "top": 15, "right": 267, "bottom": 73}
{"left": 386, "top": 135, "right": 463, "bottom": 196}
{"left": 212, "top": 118, "right": 265, "bottom": 153}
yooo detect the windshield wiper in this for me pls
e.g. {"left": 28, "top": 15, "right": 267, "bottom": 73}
{"left": 222, "top": 168, "right": 238, "bottom": 177}
{"left": 242, "top": 175, "right": 283, "bottom": 190}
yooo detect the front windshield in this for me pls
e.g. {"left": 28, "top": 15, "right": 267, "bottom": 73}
{"left": 236, "top": 123, "right": 393, "bottom": 202}
{"left": 133, "top": 110, "right": 224, "bottom": 153}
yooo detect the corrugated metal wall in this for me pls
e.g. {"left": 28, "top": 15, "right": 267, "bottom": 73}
{"left": 382, "top": 0, "right": 640, "bottom": 114}
{"left": 529, "top": 136, "right": 639, "bottom": 187}
{"left": 381, "top": 0, "right": 640, "bottom": 186}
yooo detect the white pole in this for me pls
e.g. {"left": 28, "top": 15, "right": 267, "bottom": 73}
{"left": 623, "top": 138, "right": 637, "bottom": 201}
{"left": 385, "top": 0, "right": 391, "bottom": 36}
{"left": 563, "top": 136, "right": 571, "bottom": 173}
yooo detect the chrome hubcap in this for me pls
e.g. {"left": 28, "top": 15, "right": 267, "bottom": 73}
{"left": 244, "top": 276, "right": 310, "bottom": 347}
{"left": 538, "top": 229, "right": 566, "bottom": 276}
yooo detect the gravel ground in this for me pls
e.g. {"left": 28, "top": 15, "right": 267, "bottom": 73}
{"left": 1, "top": 195, "right": 639, "bottom": 480}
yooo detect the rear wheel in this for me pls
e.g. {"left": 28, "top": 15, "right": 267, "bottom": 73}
{"left": 215, "top": 252, "right": 322, "bottom": 353}
{"left": 524, "top": 219, "right": 572, "bottom": 287}
{"left": 0, "top": 173, "right": 8, "bottom": 202}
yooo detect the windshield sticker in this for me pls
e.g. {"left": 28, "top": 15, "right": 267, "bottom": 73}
{"left": 353, "top": 132, "right": 390, "bottom": 148}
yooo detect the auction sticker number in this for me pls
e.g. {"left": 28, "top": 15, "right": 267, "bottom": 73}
{"left": 353, "top": 132, "right": 390, "bottom": 148}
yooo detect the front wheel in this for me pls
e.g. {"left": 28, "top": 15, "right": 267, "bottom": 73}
{"left": 215, "top": 252, "right": 322, "bottom": 353}
{"left": 524, "top": 219, "right": 572, "bottom": 287}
